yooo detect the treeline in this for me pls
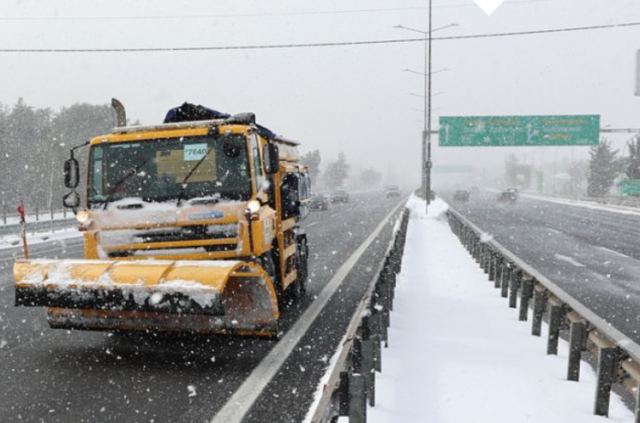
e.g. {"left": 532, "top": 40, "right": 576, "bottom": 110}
{"left": 505, "top": 136, "right": 640, "bottom": 198}
{"left": 301, "top": 149, "right": 383, "bottom": 191}
{"left": 0, "top": 99, "right": 115, "bottom": 212}
{"left": 587, "top": 137, "right": 640, "bottom": 197}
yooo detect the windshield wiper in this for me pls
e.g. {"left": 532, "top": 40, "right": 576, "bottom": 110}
{"left": 176, "top": 147, "right": 214, "bottom": 206}
{"left": 99, "top": 159, "right": 149, "bottom": 210}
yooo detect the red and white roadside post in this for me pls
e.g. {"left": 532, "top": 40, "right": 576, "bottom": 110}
{"left": 17, "top": 202, "right": 29, "bottom": 259}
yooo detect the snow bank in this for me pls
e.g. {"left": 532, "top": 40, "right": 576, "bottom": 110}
{"left": 368, "top": 196, "right": 633, "bottom": 423}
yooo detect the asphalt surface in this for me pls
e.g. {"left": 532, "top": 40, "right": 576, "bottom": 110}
{"left": 0, "top": 192, "right": 404, "bottom": 423}
{"left": 444, "top": 191, "right": 640, "bottom": 346}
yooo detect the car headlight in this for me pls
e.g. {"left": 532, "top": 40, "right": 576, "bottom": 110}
{"left": 76, "top": 210, "right": 91, "bottom": 224}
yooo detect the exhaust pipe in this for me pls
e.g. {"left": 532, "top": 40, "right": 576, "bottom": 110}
{"left": 111, "top": 98, "right": 127, "bottom": 126}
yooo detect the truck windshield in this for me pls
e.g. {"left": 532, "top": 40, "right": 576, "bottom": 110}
{"left": 88, "top": 134, "right": 250, "bottom": 206}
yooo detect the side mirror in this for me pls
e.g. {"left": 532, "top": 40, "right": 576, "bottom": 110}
{"left": 64, "top": 158, "right": 80, "bottom": 189}
{"left": 265, "top": 143, "right": 280, "bottom": 175}
{"left": 62, "top": 191, "right": 80, "bottom": 209}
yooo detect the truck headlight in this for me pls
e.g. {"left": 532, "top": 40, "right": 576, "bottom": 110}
{"left": 76, "top": 210, "right": 91, "bottom": 224}
{"left": 245, "top": 200, "right": 261, "bottom": 220}
{"left": 246, "top": 200, "right": 260, "bottom": 214}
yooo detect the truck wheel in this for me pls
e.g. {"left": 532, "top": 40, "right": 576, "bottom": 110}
{"left": 291, "top": 237, "right": 308, "bottom": 300}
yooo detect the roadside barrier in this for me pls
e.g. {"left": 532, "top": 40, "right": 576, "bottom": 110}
{"left": 0, "top": 214, "right": 76, "bottom": 237}
{"left": 447, "top": 207, "right": 640, "bottom": 420}
{"left": 307, "top": 208, "right": 410, "bottom": 423}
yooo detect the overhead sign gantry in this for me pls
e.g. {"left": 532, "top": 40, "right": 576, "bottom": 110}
{"left": 439, "top": 115, "right": 600, "bottom": 147}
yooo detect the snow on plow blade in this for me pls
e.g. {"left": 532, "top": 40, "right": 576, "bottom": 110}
{"left": 14, "top": 259, "right": 280, "bottom": 336}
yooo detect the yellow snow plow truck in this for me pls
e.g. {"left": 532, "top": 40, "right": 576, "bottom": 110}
{"left": 14, "top": 102, "right": 311, "bottom": 337}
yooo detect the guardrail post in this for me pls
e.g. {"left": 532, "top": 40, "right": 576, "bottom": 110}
{"left": 508, "top": 270, "right": 521, "bottom": 309}
{"left": 349, "top": 336, "right": 367, "bottom": 422}
{"left": 634, "top": 385, "right": 640, "bottom": 423}
{"left": 387, "top": 271, "right": 395, "bottom": 311}
{"left": 63, "top": 208, "right": 67, "bottom": 218}
{"left": 473, "top": 240, "right": 481, "bottom": 263}
{"left": 373, "top": 332, "right": 381, "bottom": 373}
{"left": 338, "top": 371, "right": 350, "bottom": 416}
{"left": 493, "top": 256, "right": 502, "bottom": 288}
{"left": 500, "top": 263, "right": 510, "bottom": 298}
{"left": 594, "top": 346, "right": 618, "bottom": 417}
{"left": 567, "top": 314, "right": 586, "bottom": 381}
{"left": 547, "top": 299, "right": 563, "bottom": 355}
{"left": 2, "top": 200, "right": 6, "bottom": 224}
{"left": 519, "top": 276, "right": 534, "bottom": 321}
{"left": 35, "top": 206, "right": 39, "bottom": 221}
{"left": 348, "top": 373, "right": 367, "bottom": 423}
{"left": 375, "top": 279, "right": 390, "bottom": 347}
{"left": 482, "top": 247, "right": 490, "bottom": 274}
{"left": 368, "top": 303, "right": 383, "bottom": 372}
{"left": 488, "top": 252, "right": 496, "bottom": 281}
{"left": 361, "top": 317, "right": 376, "bottom": 407}
{"left": 531, "top": 285, "right": 546, "bottom": 336}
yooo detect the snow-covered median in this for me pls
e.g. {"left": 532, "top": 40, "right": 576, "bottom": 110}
{"left": 368, "top": 196, "right": 633, "bottom": 423}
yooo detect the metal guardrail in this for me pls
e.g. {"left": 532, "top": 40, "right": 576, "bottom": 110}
{"left": 306, "top": 208, "right": 410, "bottom": 423}
{"left": 0, "top": 215, "right": 76, "bottom": 237}
{"left": 447, "top": 207, "right": 640, "bottom": 420}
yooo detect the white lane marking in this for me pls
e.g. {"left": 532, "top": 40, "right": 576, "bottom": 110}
{"left": 210, "top": 201, "right": 405, "bottom": 423}
{"left": 554, "top": 254, "right": 585, "bottom": 268}
{"left": 597, "top": 246, "right": 631, "bottom": 259}
{"left": 305, "top": 221, "right": 320, "bottom": 228}
{"left": 519, "top": 192, "right": 640, "bottom": 217}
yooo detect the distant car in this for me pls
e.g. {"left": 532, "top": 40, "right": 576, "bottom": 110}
{"left": 497, "top": 188, "right": 518, "bottom": 203}
{"left": 453, "top": 190, "right": 470, "bottom": 202}
{"left": 310, "top": 193, "right": 331, "bottom": 210}
{"left": 384, "top": 185, "right": 401, "bottom": 198}
{"left": 331, "top": 189, "right": 350, "bottom": 203}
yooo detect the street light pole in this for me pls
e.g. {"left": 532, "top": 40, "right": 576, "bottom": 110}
{"left": 422, "top": 14, "right": 428, "bottom": 208}
{"left": 425, "top": 0, "right": 433, "bottom": 214}
{"left": 394, "top": 20, "right": 455, "bottom": 214}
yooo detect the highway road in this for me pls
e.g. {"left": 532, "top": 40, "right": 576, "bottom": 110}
{"left": 444, "top": 191, "right": 640, "bottom": 346}
{"left": 0, "top": 192, "right": 404, "bottom": 423}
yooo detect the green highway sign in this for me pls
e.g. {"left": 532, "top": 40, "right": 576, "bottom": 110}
{"left": 439, "top": 115, "right": 600, "bottom": 147}
{"left": 622, "top": 179, "right": 640, "bottom": 196}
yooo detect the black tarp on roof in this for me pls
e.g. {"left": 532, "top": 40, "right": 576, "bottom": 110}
{"left": 163, "top": 103, "right": 279, "bottom": 140}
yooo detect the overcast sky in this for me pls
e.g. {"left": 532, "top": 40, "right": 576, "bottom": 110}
{"left": 1, "top": 0, "right": 640, "bottom": 188}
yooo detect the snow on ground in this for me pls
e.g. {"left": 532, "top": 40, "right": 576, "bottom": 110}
{"left": 0, "top": 226, "right": 80, "bottom": 250}
{"left": 368, "top": 195, "right": 634, "bottom": 423}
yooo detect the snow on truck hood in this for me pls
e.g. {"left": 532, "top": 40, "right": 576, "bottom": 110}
{"left": 90, "top": 197, "right": 247, "bottom": 229}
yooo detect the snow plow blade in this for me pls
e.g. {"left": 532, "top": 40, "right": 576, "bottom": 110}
{"left": 14, "top": 259, "right": 280, "bottom": 337}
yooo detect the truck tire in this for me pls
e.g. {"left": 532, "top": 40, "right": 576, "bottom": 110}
{"left": 290, "top": 237, "right": 308, "bottom": 300}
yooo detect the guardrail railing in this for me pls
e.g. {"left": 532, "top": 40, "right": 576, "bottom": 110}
{"left": 306, "top": 208, "right": 410, "bottom": 423}
{"left": 0, "top": 215, "right": 76, "bottom": 238}
{"left": 447, "top": 206, "right": 640, "bottom": 420}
